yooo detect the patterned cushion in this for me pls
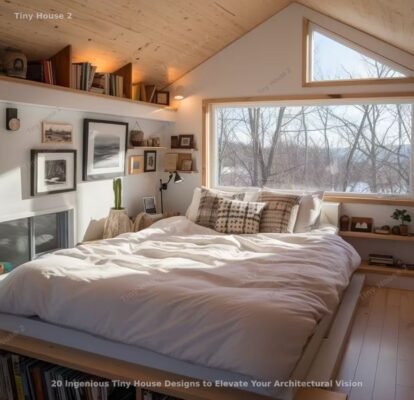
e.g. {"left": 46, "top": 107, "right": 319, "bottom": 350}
{"left": 196, "top": 189, "right": 244, "bottom": 229}
{"left": 215, "top": 199, "right": 266, "bottom": 234}
{"left": 257, "top": 192, "right": 300, "bottom": 233}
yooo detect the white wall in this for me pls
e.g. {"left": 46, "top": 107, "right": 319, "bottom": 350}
{"left": 167, "top": 3, "right": 414, "bottom": 261}
{"left": 0, "top": 102, "right": 174, "bottom": 241}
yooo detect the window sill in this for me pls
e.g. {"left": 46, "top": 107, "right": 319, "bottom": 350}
{"left": 323, "top": 194, "right": 414, "bottom": 207}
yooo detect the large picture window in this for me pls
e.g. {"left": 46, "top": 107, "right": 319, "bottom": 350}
{"left": 212, "top": 101, "right": 413, "bottom": 196}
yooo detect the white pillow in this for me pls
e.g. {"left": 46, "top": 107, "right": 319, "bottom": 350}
{"left": 186, "top": 188, "right": 202, "bottom": 222}
{"left": 294, "top": 192, "right": 323, "bottom": 232}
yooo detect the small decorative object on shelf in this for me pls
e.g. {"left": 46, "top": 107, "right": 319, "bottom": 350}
{"left": 391, "top": 225, "right": 400, "bottom": 235}
{"left": 391, "top": 209, "right": 411, "bottom": 236}
{"left": 171, "top": 136, "right": 179, "bottom": 148}
{"left": 129, "top": 122, "right": 145, "bottom": 146}
{"left": 178, "top": 134, "right": 194, "bottom": 149}
{"left": 103, "top": 178, "right": 132, "bottom": 239}
{"left": 350, "top": 217, "right": 373, "bottom": 233}
{"left": 339, "top": 215, "right": 350, "bottom": 231}
{"left": 0, "top": 262, "right": 13, "bottom": 275}
{"left": 165, "top": 153, "right": 178, "bottom": 172}
{"left": 368, "top": 253, "right": 394, "bottom": 267}
{"left": 3, "top": 47, "right": 27, "bottom": 78}
{"left": 374, "top": 225, "right": 391, "bottom": 235}
{"left": 181, "top": 159, "right": 193, "bottom": 171}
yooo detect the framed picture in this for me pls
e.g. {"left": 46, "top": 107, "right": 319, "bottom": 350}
{"left": 143, "top": 196, "right": 157, "bottom": 214}
{"left": 177, "top": 153, "right": 192, "bottom": 170}
{"left": 171, "top": 136, "right": 179, "bottom": 149}
{"left": 178, "top": 134, "right": 194, "bottom": 149}
{"left": 42, "top": 122, "right": 73, "bottom": 144}
{"left": 83, "top": 119, "right": 128, "bottom": 181}
{"left": 181, "top": 159, "right": 193, "bottom": 172}
{"left": 156, "top": 91, "right": 170, "bottom": 106}
{"left": 31, "top": 150, "right": 76, "bottom": 196}
{"left": 128, "top": 155, "right": 144, "bottom": 175}
{"left": 144, "top": 150, "right": 157, "bottom": 172}
{"left": 165, "top": 153, "right": 178, "bottom": 172}
{"left": 351, "top": 217, "right": 373, "bottom": 233}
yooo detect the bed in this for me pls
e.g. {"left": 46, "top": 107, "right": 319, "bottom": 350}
{"left": 0, "top": 214, "right": 361, "bottom": 399}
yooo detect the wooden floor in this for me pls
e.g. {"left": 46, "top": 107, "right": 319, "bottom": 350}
{"left": 336, "top": 286, "right": 414, "bottom": 400}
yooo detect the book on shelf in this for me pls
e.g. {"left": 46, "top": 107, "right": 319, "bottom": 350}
{"left": 27, "top": 60, "right": 55, "bottom": 85}
{"left": 71, "top": 62, "right": 97, "bottom": 91}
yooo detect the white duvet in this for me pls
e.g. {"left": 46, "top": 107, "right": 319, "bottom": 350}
{"left": 0, "top": 217, "right": 360, "bottom": 386}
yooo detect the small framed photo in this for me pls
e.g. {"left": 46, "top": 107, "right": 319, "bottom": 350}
{"left": 178, "top": 134, "right": 194, "bottom": 149}
{"left": 156, "top": 91, "right": 170, "bottom": 106}
{"left": 181, "top": 159, "right": 192, "bottom": 172}
{"left": 351, "top": 217, "right": 373, "bottom": 233}
{"left": 42, "top": 122, "right": 73, "bottom": 144}
{"left": 144, "top": 150, "right": 157, "bottom": 172}
{"left": 143, "top": 196, "right": 157, "bottom": 214}
{"left": 128, "top": 155, "right": 144, "bottom": 175}
{"left": 171, "top": 136, "right": 179, "bottom": 148}
{"left": 31, "top": 150, "right": 76, "bottom": 196}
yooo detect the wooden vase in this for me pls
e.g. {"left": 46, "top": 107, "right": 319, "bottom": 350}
{"left": 103, "top": 208, "right": 132, "bottom": 239}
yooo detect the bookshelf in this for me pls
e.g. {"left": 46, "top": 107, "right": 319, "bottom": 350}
{"left": 339, "top": 230, "right": 414, "bottom": 242}
{"left": 4, "top": 44, "right": 171, "bottom": 110}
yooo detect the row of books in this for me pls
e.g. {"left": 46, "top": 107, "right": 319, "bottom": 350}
{"left": 69, "top": 63, "right": 124, "bottom": 97}
{"left": 132, "top": 83, "right": 157, "bottom": 103}
{"left": 368, "top": 253, "right": 394, "bottom": 266}
{"left": 142, "top": 390, "right": 181, "bottom": 400}
{"left": 0, "top": 352, "right": 134, "bottom": 400}
{"left": 27, "top": 60, "right": 56, "bottom": 85}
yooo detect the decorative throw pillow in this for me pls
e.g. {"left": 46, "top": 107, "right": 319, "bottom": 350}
{"left": 196, "top": 188, "right": 244, "bottom": 229}
{"left": 215, "top": 199, "right": 266, "bottom": 234}
{"left": 257, "top": 192, "right": 301, "bottom": 233}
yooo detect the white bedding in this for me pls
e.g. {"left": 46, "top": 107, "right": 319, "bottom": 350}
{"left": 0, "top": 216, "right": 360, "bottom": 390}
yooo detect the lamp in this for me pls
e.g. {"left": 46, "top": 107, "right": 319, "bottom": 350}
{"left": 159, "top": 171, "right": 183, "bottom": 213}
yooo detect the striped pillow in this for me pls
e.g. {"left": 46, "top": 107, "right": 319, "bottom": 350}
{"left": 196, "top": 189, "right": 244, "bottom": 229}
{"left": 215, "top": 199, "right": 266, "bottom": 234}
{"left": 257, "top": 192, "right": 300, "bottom": 233}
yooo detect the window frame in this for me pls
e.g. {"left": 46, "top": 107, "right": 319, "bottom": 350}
{"left": 202, "top": 93, "right": 414, "bottom": 206}
{"left": 302, "top": 18, "right": 414, "bottom": 88}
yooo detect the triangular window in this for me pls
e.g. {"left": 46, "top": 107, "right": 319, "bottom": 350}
{"left": 307, "top": 22, "right": 412, "bottom": 83}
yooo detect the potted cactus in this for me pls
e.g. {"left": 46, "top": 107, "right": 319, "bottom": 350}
{"left": 391, "top": 209, "right": 411, "bottom": 236}
{"left": 103, "top": 178, "right": 132, "bottom": 238}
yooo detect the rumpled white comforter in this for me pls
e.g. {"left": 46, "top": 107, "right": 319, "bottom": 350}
{"left": 0, "top": 217, "right": 360, "bottom": 385}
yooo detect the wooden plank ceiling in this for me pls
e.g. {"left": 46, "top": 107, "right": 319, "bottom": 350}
{"left": 0, "top": 0, "right": 412, "bottom": 88}
{"left": 0, "top": 0, "right": 291, "bottom": 88}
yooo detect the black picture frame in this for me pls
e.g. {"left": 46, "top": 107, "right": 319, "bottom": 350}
{"left": 31, "top": 149, "right": 77, "bottom": 196}
{"left": 155, "top": 91, "right": 170, "bottom": 106}
{"left": 178, "top": 134, "right": 194, "bottom": 149}
{"left": 144, "top": 150, "right": 157, "bottom": 172}
{"left": 83, "top": 119, "right": 128, "bottom": 181}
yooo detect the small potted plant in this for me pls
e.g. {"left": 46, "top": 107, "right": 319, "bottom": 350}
{"left": 103, "top": 178, "right": 132, "bottom": 238}
{"left": 391, "top": 209, "right": 411, "bottom": 236}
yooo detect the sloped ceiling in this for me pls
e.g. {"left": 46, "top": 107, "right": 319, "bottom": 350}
{"left": 0, "top": 0, "right": 412, "bottom": 89}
